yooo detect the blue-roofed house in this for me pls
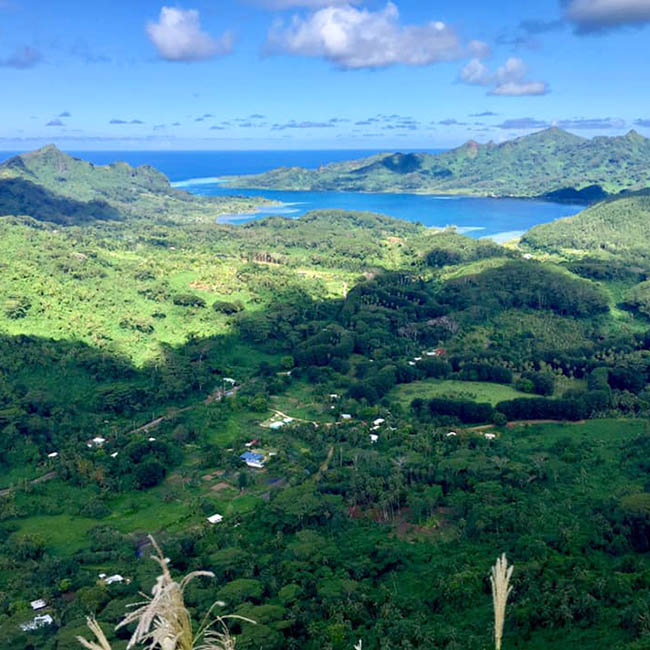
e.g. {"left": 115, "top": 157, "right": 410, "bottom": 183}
{"left": 240, "top": 451, "right": 265, "bottom": 469}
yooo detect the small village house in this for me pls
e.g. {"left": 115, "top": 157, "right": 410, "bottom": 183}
{"left": 240, "top": 451, "right": 265, "bottom": 469}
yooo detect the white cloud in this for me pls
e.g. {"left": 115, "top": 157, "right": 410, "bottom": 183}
{"left": 565, "top": 0, "right": 650, "bottom": 33}
{"left": 491, "top": 57, "right": 548, "bottom": 95}
{"left": 460, "top": 58, "right": 492, "bottom": 84}
{"left": 266, "top": 2, "right": 463, "bottom": 69}
{"left": 490, "top": 81, "right": 549, "bottom": 96}
{"left": 146, "top": 7, "right": 233, "bottom": 62}
{"left": 460, "top": 56, "right": 549, "bottom": 96}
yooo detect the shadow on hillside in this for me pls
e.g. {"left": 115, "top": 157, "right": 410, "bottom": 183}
{"left": 0, "top": 177, "right": 122, "bottom": 225}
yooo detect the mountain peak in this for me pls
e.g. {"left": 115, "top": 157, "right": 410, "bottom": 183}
{"left": 27, "top": 144, "right": 69, "bottom": 158}
{"left": 532, "top": 127, "right": 582, "bottom": 140}
{"left": 624, "top": 129, "right": 645, "bottom": 142}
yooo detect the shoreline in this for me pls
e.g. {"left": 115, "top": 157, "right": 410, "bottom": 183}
{"left": 215, "top": 179, "right": 593, "bottom": 206}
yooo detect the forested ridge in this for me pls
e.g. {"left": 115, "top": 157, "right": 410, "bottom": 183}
{"left": 222, "top": 128, "right": 650, "bottom": 199}
{"left": 2, "top": 149, "right": 650, "bottom": 649}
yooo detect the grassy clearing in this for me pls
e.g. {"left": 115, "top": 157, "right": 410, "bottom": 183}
{"left": 16, "top": 514, "right": 98, "bottom": 555}
{"left": 270, "top": 382, "right": 335, "bottom": 422}
{"left": 390, "top": 379, "right": 531, "bottom": 407}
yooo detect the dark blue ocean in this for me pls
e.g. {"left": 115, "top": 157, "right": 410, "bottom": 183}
{"left": 1, "top": 149, "right": 584, "bottom": 240}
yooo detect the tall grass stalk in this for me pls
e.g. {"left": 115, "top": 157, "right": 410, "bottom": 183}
{"left": 77, "top": 536, "right": 253, "bottom": 650}
{"left": 490, "top": 553, "right": 514, "bottom": 650}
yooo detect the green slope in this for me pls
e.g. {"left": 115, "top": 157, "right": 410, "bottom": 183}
{"left": 522, "top": 189, "right": 650, "bottom": 257}
{"left": 0, "top": 145, "right": 274, "bottom": 225}
{"left": 223, "top": 128, "right": 650, "bottom": 198}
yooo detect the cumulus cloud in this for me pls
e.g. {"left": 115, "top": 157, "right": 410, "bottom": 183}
{"left": 59, "top": 111, "right": 71, "bottom": 118}
{"left": 470, "top": 111, "right": 499, "bottom": 117}
{"left": 460, "top": 56, "right": 549, "bottom": 96}
{"left": 564, "top": 0, "right": 650, "bottom": 33}
{"left": 266, "top": 2, "right": 463, "bottom": 69}
{"left": 46, "top": 119, "right": 64, "bottom": 127}
{"left": 146, "top": 7, "right": 233, "bottom": 61}
{"left": 460, "top": 58, "right": 492, "bottom": 85}
{"left": 634, "top": 118, "right": 650, "bottom": 127}
{"left": 0, "top": 45, "right": 42, "bottom": 69}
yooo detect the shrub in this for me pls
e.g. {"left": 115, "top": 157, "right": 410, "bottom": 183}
{"left": 4, "top": 295, "right": 31, "bottom": 319}
{"left": 213, "top": 300, "right": 244, "bottom": 314}
{"left": 173, "top": 293, "right": 206, "bottom": 308}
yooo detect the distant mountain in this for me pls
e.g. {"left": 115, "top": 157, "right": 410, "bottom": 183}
{"left": 0, "top": 144, "right": 171, "bottom": 202}
{"left": 222, "top": 128, "right": 650, "bottom": 199}
{"left": 522, "top": 189, "right": 650, "bottom": 257}
{"left": 0, "top": 146, "right": 273, "bottom": 225}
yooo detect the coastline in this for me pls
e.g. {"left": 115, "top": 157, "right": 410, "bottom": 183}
{"left": 216, "top": 178, "right": 595, "bottom": 206}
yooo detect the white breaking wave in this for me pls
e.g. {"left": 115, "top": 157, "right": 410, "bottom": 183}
{"left": 171, "top": 177, "right": 226, "bottom": 187}
{"left": 455, "top": 226, "right": 486, "bottom": 234}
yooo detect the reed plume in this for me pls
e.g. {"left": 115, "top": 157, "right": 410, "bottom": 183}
{"left": 77, "top": 536, "right": 252, "bottom": 650}
{"left": 490, "top": 553, "right": 514, "bottom": 650}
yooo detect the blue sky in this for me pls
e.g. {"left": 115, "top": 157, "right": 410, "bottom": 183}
{"left": 1, "top": 0, "right": 650, "bottom": 149}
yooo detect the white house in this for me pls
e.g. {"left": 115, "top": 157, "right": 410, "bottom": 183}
{"left": 269, "top": 421, "right": 285, "bottom": 430}
{"left": 373, "top": 418, "right": 385, "bottom": 426}
{"left": 20, "top": 614, "right": 53, "bottom": 632}
{"left": 87, "top": 437, "right": 106, "bottom": 448}
{"left": 408, "top": 361, "right": 416, "bottom": 366}
{"left": 329, "top": 394, "right": 340, "bottom": 400}
{"left": 110, "top": 452, "right": 119, "bottom": 458}
{"left": 484, "top": 433, "right": 497, "bottom": 440}
{"left": 223, "top": 377, "right": 237, "bottom": 384}
{"left": 446, "top": 432, "right": 457, "bottom": 438}
{"left": 148, "top": 437, "right": 156, "bottom": 442}
{"left": 341, "top": 414, "right": 352, "bottom": 420}
{"left": 30, "top": 599, "right": 46, "bottom": 611}
{"left": 47, "top": 452, "right": 58, "bottom": 459}
{"left": 283, "top": 417, "right": 294, "bottom": 424}
{"left": 207, "top": 514, "right": 224, "bottom": 524}
{"left": 104, "top": 574, "right": 124, "bottom": 585}
{"left": 369, "top": 434, "right": 379, "bottom": 443}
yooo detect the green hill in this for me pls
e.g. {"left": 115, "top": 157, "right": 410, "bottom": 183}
{"left": 0, "top": 145, "right": 274, "bottom": 225}
{"left": 522, "top": 189, "right": 650, "bottom": 258}
{"left": 222, "top": 128, "right": 650, "bottom": 198}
